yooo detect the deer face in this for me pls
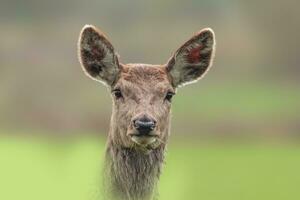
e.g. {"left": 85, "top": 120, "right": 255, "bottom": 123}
{"left": 78, "top": 25, "right": 215, "bottom": 150}
{"left": 110, "top": 64, "right": 173, "bottom": 149}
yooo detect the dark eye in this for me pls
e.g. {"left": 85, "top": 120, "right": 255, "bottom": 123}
{"left": 112, "top": 89, "right": 123, "bottom": 99}
{"left": 165, "top": 91, "right": 175, "bottom": 102}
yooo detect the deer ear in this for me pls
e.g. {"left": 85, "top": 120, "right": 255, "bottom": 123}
{"left": 78, "top": 25, "right": 120, "bottom": 86}
{"left": 166, "top": 28, "right": 215, "bottom": 87}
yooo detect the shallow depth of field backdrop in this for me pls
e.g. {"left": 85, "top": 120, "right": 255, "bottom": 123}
{"left": 0, "top": 0, "right": 300, "bottom": 200}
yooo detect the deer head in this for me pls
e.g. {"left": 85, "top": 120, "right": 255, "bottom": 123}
{"left": 78, "top": 25, "right": 215, "bottom": 152}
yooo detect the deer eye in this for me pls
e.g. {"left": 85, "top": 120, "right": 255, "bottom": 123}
{"left": 165, "top": 91, "right": 175, "bottom": 102}
{"left": 112, "top": 89, "right": 123, "bottom": 99}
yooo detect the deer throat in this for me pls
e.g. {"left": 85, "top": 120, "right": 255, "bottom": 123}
{"left": 104, "top": 142, "right": 165, "bottom": 200}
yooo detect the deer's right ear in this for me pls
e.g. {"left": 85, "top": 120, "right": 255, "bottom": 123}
{"left": 78, "top": 25, "right": 120, "bottom": 86}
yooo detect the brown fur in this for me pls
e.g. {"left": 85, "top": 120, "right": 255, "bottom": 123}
{"left": 104, "top": 64, "right": 172, "bottom": 200}
{"left": 104, "top": 142, "right": 165, "bottom": 200}
{"left": 78, "top": 25, "right": 215, "bottom": 200}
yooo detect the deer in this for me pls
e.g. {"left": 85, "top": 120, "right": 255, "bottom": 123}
{"left": 77, "top": 24, "right": 215, "bottom": 200}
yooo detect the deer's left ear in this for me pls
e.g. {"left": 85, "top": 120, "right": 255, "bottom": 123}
{"left": 166, "top": 28, "right": 215, "bottom": 87}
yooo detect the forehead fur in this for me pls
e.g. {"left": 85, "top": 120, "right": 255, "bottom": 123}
{"left": 120, "top": 64, "right": 170, "bottom": 85}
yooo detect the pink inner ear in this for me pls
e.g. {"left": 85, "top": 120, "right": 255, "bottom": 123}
{"left": 91, "top": 45, "right": 105, "bottom": 60}
{"left": 187, "top": 45, "right": 202, "bottom": 63}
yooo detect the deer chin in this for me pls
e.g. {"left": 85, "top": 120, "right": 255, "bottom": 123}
{"left": 130, "top": 135, "right": 157, "bottom": 147}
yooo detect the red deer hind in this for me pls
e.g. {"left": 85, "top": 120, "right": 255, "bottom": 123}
{"left": 78, "top": 25, "right": 215, "bottom": 200}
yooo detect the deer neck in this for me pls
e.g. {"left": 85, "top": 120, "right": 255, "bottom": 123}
{"left": 104, "top": 126, "right": 167, "bottom": 200}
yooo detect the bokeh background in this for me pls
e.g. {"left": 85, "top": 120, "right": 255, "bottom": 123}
{"left": 0, "top": 0, "right": 300, "bottom": 199}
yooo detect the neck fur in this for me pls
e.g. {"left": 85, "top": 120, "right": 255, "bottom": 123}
{"left": 104, "top": 139, "right": 165, "bottom": 200}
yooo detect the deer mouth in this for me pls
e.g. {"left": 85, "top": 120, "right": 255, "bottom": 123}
{"left": 129, "top": 134, "right": 158, "bottom": 146}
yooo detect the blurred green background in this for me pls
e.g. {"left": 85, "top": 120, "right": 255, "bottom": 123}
{"left": 0, "top": 0, "right": 299, "bottom": 199}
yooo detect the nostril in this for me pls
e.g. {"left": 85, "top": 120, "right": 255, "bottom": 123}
{"left": 149, "top": 121, "right": 156, "bottom": 130}
{"left": 133, "top": 119, "right": 139, "bottom": 129}
{"left": 153, "top": 120, "right": 157, "bottom": 127}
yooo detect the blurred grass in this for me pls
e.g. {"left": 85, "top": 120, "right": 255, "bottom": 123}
{"left": 172, "top": 83, "right": 300, "bottom": 118}
{"left": 0, "top": 133, "right": 299, "bottom": 200}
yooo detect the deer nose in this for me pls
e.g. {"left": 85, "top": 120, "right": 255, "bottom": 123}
{"left": 133, "top": 117, "right": 156, "bottom": 135}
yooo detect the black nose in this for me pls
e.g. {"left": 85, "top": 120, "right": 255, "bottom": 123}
{"left": 133, "top": 117, "right": 156, "bottom": 135}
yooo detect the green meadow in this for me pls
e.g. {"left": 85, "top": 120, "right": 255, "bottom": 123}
{"left": 1, "top": 135, "right": 300, "bottom": 200}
